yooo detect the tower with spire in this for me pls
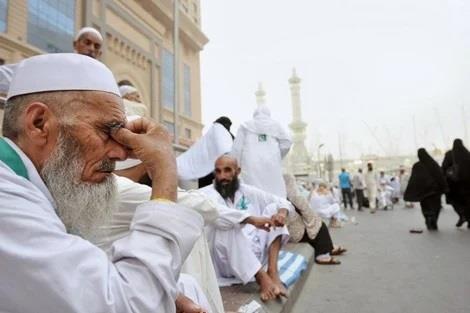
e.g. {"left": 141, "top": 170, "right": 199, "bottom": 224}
{"left": 287, "top": 68, "right": 311, "bottom": 175}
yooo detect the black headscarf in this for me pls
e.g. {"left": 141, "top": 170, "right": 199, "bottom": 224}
{"left": 404, "top": 148, "right": 447, "bottom": 202}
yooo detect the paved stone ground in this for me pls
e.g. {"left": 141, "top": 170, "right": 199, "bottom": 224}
{"left": 291, "top": 204, "right": 470, "bottom": 313}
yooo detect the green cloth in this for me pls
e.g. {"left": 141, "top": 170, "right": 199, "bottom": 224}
{"left": 0, "top": 137, "right": 29, "bottom": 179}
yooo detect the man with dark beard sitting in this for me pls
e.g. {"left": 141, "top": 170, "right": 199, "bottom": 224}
{"left": 199, "top": 155, "right": 293, "bottom": 301}
{"left": 0, "top": 53, "right": 203, "bottom": 312}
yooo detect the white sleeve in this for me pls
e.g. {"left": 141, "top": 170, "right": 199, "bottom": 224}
{"left": 0, "top": 173, "right": 203, "bottom": 313}
{"left": 178, "top": 189, "right": 220, "bottom": 225}
{"left": 249, "top": 185, "right": 294, "bottom": 215}
{"left": 212, "top": 203, "right": 250, "bottom": 230}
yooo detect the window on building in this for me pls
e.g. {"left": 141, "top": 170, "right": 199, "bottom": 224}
{"left": 0, "top": 0, "right": 7, "bottom": 32}
{"left": 27, "top": 0, "right": 75, "bottom": 53}
{"left": 183, "top": 64, "right": 191, "bottom": 116}
{"left": 162, "top": 49, "right": 175, "bottom": 111}
{"left": 163, "top": 121, "right": 175, "bottom": 136}
{"left": 184, "top": 128, "right": 191, "bottom": 139}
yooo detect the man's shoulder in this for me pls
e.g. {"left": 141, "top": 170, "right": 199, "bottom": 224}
{"left": 199, "top": 184, "right": 217, "bottom": 195}
{"left": 0, "top": 162, "right": 62, "bottom": 225}
{"left": 240, "top": 183, "right": 278, "bottom": 198}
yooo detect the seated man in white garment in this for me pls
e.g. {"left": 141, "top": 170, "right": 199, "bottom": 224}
{"left": 200, "top": 155, "right": 294, "bottom": 301}
{"left": 0, "top": 53, "right": 204, "bottom": 313}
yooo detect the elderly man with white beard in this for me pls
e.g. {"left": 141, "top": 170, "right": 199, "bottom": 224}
{"left": 0, "top": 53, "right": 204, "bottom": 313}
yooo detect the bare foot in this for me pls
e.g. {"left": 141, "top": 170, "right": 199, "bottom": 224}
{"left": 268, "top": 270, "right": 288, "bottom": 298}
{"left": 255, "top": 271, "right": 279, "bottom": 301}
{"left": 175, "top": 294, "right": 206, "bottom": 313}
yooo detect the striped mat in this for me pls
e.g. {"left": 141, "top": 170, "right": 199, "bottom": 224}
{"left": 277, "top": 250, "right": 308, "bottom": 288}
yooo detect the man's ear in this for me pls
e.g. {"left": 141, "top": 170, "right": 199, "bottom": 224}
{"left": 22, "top": 102, "right": 58, "bottom": 146}
{"left": 236, "top": 167, "right": 241, "bottom": 176}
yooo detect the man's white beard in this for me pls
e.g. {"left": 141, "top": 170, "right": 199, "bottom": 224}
{"left": 40, "top": 131, "right": 117, "bottom": 241}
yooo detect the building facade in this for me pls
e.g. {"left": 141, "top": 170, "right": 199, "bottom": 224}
{"left": 0, "top": 0, "right": 208, "bottom": 148}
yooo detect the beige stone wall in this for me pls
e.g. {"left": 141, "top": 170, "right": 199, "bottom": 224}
{"left": 0, "top": 0, "right": 207, "bottom": 146}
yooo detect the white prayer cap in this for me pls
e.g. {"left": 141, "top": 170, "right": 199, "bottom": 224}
{"left": 7, "top": 53, "right": 120, "bottom": 100}
{"left": 75, "top": 27, "right": 103, "bottom": 41}
{"left": 119, "top": 85, "right": 138, "bottom": 97}
{"left": 0, "top": 64, "right": 17, "bottom": 94}
{"left": 115, "top": 115, "right": 143, "bottom": 170}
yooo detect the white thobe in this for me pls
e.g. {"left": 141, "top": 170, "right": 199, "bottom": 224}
{"left": 0, "top": 139, "right": 202, "bottom": 313}
{"left": 365, "top": 170, "right": 378, "bottom": 209}
{"left": 231, "top": 118, "right": 292, "bottom": 198}
{"left": 309, "top": 191, "right": 341, "bottom": 219}
{"left": 200, "top": 183, "right": 293, "bottom": 286}
{"left": 94, "top": 175, "right": 224, "bottom": 313}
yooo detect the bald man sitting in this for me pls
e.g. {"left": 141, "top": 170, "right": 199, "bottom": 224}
{"left": 199, "top": 155, "right": 293, "bottom": 301}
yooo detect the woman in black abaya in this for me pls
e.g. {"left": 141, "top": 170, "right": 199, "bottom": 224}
{"left": 404, "top": 148, "right": 448, "bottom": 230}
{"left": 449, "top": 139, "right": 470, "bottom": 228}
{"left": 442, "top": 139, "right": 468, "bottom": 227}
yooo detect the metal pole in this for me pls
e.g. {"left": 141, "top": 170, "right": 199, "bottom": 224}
{"left": 173, "top": 0, "right": 179, "bottom": 144}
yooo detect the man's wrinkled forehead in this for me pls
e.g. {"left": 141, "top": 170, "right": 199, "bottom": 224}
{"left": 78, "top": 91, "right": 126, "bottom": 125}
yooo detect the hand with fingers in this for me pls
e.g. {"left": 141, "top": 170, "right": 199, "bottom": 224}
{"left": 271, "top": 208, "right": 288, "bottom": 227}
{"left": 111, "top": 117, "right": 177, "bottom": 202}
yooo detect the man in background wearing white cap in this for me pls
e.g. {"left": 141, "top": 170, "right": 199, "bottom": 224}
{"left": 0, "top": 53, "right": 203, "bottom": 312}
{"left": 73, "top": 26, "right": 103, "bottom": 59}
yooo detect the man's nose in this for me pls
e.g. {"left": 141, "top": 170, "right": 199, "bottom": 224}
{"left": 107, "top": 140, "right": 128, "bottom": 161}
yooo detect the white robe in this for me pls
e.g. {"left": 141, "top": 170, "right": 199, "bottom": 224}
{"left": 231, "top": 105, "right": 292, "bottom": 198}
{"left": 200, "top": 183, "right": 293, "bottom": 286}
{"left": 309, "top": 191, "right": 341, "bottom": 219}
{"left": 0, "top": 139, "right": 203, "bottom": 313}
{"left": 177, "top": 123, "right": 233, "bottom": 180}
{"left": 94, "top": 175, "right": 225, "bottom": 313}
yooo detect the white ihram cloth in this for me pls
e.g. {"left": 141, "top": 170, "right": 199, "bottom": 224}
{"left": 0, "top": 138, "right": 203, "bottom": 313}
{"left": 177, "top": 123, "right": 233, "bottom": 180}
{"left": 309, "top": 191, "right": 341, "bottom": 220}
{"left": 231, "top": 105, "right": 292, "bottom": 198}
{"left": 94, "top": 175, "right": 224, "bottom": 313}
{"left": 200, "top": 183, "right": 293, "bottom": 286}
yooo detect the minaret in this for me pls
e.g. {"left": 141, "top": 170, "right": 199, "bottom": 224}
{"left": 287, "top": 68, "right": 311, "bottom": 175}
{"left": 255, "top": 82, "right": 266, "bottom": 106}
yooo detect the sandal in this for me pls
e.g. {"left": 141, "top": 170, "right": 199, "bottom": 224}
{"left": 316, "top": 257, "right": 341, "bottom": 265}
{"left": 331, "top": 246, "right": 347, "bottom": 256}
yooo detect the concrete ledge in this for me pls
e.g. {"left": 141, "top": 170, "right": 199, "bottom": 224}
{"left": 221, "top": 242, "right": 315, "bottom": 313}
